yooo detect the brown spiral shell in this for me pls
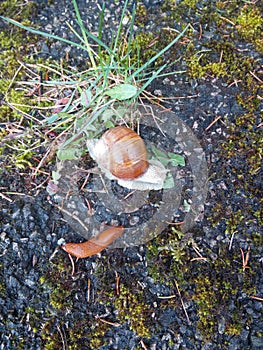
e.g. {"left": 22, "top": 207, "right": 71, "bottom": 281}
{"left": 94, "top": 126, "right": 149, "bottom": 180}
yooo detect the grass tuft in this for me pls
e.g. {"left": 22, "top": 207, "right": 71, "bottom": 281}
{"left": 1, "top": 0, "right": 188, "bottom": 165}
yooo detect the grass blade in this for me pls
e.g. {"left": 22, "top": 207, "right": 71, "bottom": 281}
{"left": 98, "top": 2, "right": 106, "bottom": 65}
{"left": 135, "top": 64, "right": 167, "bottom": 97}
{"left": 128, "top": 24, "right": 190, "bottom": 81}
{"left": 82, "top": 27, "right": 115, "bottom": 56}
{"left": 112, "top": 0, "right": 129, "bottom": 55}
{"left": 0, "top": 16, "right": 87, "bottom": 51}
{"left": 72, "top": 0, "right": 97, "bottom": 71}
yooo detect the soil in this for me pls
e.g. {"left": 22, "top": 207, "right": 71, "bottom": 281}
{"left": 0, "top": 1, "right": 262, "bottom": 349}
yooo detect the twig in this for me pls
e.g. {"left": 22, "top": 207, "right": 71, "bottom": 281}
{"left": 249, "top": 295, "right": 263, "bottom": 302}
{"left": 205, "top": 115, "right": 222, "bottom": 131}
{"left": 68, "top": 253, "right": 76, "bottom": 276}
{"left": 52, "top": 203, "right": 91, "bottom": 233}
{"left": 138, "top": 98, "right": 166, "bottom": 137}
{"left": 96, "top": 316, "right": 120, "bottom": 327}
{"left": 84, "top": 198, "right": 94, "bottom": 216}
{"left": 219, "top": 15, "right": 235, "bottom": 25}
{"left": 219, "top": 50, "right": 223, "bottom": 64}
{"left": 30, "top": 167, "right": 50, "bottom": 176}
{"left": 140, "top": 339, "right": 148, "bottom": 350}
{"left": 123, "top": 190, "right": 136, "bottom": 200}
{"left": 191, "top": 257, "right": 208, "bottom": 262}
{"left": 191, "top": 244, "right": 207, "bottom": 261}
{"left": 229, "top": 230, "right": 237, "bottom": 251}
{"left": 115, "top": 270, "right": 120, "bottom": 295}
{"left": 0, "top": 192, "right": 13, "bottom": 203}
{"left": 228, "top": 79, "right": 242, "bottom": 87}
{"left": 249, "top": 70, "right": 263, "bottom": 84}
{"left": 166, "top": 221, "right": 184, "bottom": 225}
{"left": 32, "top": 141, "right": 58, "bottom": 176}
{"left": 198, "top": 23, "right": 202, "bottom": 40}
{"left": 87, "top": 278, "right": 91, "bottom": 303}
{"left": 174, "top": 279, "right": 191, "bottom": 325}
{"left": 57, "top": 325, "right": 68, "bottom": 350}
{"left": 2, "top": 191, "right": 27, "bottom": 196}
{"left": 240, "top": 247, "right": 250, "bottom": 271}
{"left": 157, "top": 294, "right": 176, "bottom": 299}
{"left": 80, "top": 173, "right": 91, "bottom": 190}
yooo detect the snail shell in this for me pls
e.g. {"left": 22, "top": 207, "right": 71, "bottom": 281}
{"left": 88, "top": 126, "right": 149, "bottom": 180}
{"left": 87, "top": 126, "right": 167, "bottom": 190}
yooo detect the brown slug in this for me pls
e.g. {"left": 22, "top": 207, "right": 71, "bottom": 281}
{"left": 61, "top": 226, "right": 124, "bottom": 258}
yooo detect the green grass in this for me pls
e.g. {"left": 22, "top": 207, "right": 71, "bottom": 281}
{"left": 1, "top": 0, "right": 189, "bottom": 166}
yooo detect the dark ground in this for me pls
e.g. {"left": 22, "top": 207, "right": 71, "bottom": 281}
{"left": 0, "top": 0, "right": 262, "bottom": 349}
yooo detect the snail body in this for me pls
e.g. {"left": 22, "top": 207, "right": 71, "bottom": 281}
{"left": 87, "top": 126, "right": 167, "bottom": 190}
{"left": 62, "top": 226, "right": 124, "bottom": 258}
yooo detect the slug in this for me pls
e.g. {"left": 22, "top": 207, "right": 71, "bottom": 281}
{"left": 61, "top": 226, "right": 124, "bottom": 258}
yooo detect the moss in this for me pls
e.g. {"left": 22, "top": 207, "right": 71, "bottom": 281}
{"left": 26, "top": 256, "right": 93, "bottom": 348}
{"left": 186, "top": 38, "right": 256, "bottom": 84}
{"left": 88, "top": 322, "right": 109, "bottom": 349}
{"left": 93, "top": 274, "right": 152, "bottom": 340}
{"left": 129, "top": 30, "right": 177, "bottom": 68}
{"left": 192, "top": 247, "right": 257, "bottom": 339}
{"left": 0, "top": 0, "right": 36, "bottom": 18}
{"left": 0, "top": 0, "right": 39, "bottom": 122}
{"left": 113, "top": 284, "right": 151, "bottom": 338}
{"left": 146, "top": 223, "right": 260, "bottom": 342}
{"left": 182, "top": 1, "right": 263, "bottom": 113}
{"left": 221, "top": 113, "right": 263, "bottom": 195}
{"left": 180, "top": 0, "right": 199, "bottom": 8}
{"left": 187, "top": 54, "right": 228, "bottom": 78}
{"left": 0, "top": 264, "right": 6, "bottom": 297}
{"left": 236, "top": 6, "right": 263, "bottom": 42}
{"left": 1, "top": 0, "right": 262, "bottom": 347}
{"left": 254, "top": 37, "right": 263, "bottom": 54}
{"left": 210, "top": 113, "right": 262, "bottom": 238}
{"left": 135, "top": 3, "right": 147, "bottom": 27}
{"left": 41, "top": 317, "right": 94, "bottom": 350}
{"left": 26, "top": 253, "right": 153, "bottom": 347}
{"left": 146, "top": 228, "right": 192, "bottom": 286}
{"left": 35, "top": 263, "right": 154, "bottom": 347}
{"left": 39, "top": 258, "right": 75, "bottom": 311}
{"left": 0, "top": 0, "right": 55, "bottom": 168}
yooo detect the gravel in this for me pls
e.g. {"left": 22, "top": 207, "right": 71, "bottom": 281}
{"left": 0, "top": 0, "right": 262, "bottom": 349}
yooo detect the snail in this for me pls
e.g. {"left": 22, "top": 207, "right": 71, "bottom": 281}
{"left": 87, "top": 126, "right": 167, "bottom": 190}
{"left": 62, "top": 226, "right": 124, "bottom": 258}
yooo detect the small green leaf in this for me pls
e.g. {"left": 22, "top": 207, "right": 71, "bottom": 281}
{"left": 105, "top": 84, "right": 137, "bottom": 100}
{"left": 52, "top": 170, "right": 61, "bottom": 182}
{"left": 183, "top": 199, "right": 191, "bottom": 212}
{"left": 151, "top": 146, "right": 185, "bottom": 167}
{"left": 154, "top": 156, "right": 170, "bottom": 167}
{"left": 163, "top": 173, "right": 175, "bottom": 189}
{"left": 104, "top": 120, "right": 115, "bottom": 129}
{"left": 57, "top": 148, "right": 82, "bottom": 160}
{"left": 168, "top": 152, "right": 185, "bottom": 166}
{"left": 151, "top": 146, "right": 167, "bottom": 159}
{"left": 151, "top": 146, "right": 170, "bottom": 166}
{"left": 101, "top": 106, "right": 128, "bottom": 121}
